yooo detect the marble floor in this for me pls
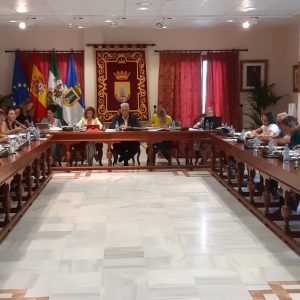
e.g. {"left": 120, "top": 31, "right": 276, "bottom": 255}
{"left": 0, "top": 170, "right": 299, "bottom": 300}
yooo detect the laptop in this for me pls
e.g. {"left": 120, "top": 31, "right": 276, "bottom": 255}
{"left": 86, "top": 124, "right": 100, "bottom": 130}
{"left": 203, "top": 117, "right": 222, "bottom": 129}
{"left": 35, "top": 123, "right": 49, "bottom": 130}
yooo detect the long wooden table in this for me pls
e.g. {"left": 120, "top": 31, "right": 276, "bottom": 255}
{"left": 49, "top": 129, "right": 213, "bottom": 171}
{"left": 211, "top": 134, "right": 300, "bottom": 255}
{"left": 0, "top": 139, "right": 52, "bottom": 241}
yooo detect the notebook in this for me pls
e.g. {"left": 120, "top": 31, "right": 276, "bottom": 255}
{"left": 86, "top": 124, "right": 100, "bottom": 130}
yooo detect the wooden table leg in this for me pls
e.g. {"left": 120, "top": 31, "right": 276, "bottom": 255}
{"left": 1, "top": 184, "right": 11, "bottom": 225}
{"left": 281, "top": 190, "right": 292, "bottom": 234}
{"left": 15, "top": 174, "right": 23, "bottom": 210}
{"left": 248, "top": 169, "right": 256, "bottom": 206}
{"left": 25, "top": 165, "right": 33, "bottom": 200}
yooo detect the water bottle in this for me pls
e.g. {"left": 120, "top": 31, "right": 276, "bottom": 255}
{"left": 267, "top": 138, "right": 275, "bottom": 155}
{"left": 171, "top": 120, "right": 176, "bottom": 131}
{"left": 10, "top": 138, "right": 16, "bottom": 154}
{"left": 240, "top": 129, "right": 246, "bottom": 141}
{"left": 205, "top": 119, "right": 209, "bottom": 130}
{"left": 253, "top": 136, "right": 259, "bottom": 150}
{"left": 282, "top": 144, "right": 290, "bottom": 163}
{"left": 115, "top": 121, "right": 119, "bottom": 131}
{"left": 35, "top": 127, "right": 41, "bottom": 140}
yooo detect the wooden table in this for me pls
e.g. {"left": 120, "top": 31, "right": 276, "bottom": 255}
{"left": 49, "top": 129, "right": 213, "bottom": 171}
{"left": 0, "top": 139, "right": 52, "bottom": 241}
{"left": 211, "top": 134, "right": 300, "bottom": 255}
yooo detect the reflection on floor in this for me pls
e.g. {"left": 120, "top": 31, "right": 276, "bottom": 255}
{"left": 0, "top": 171, "right": 299, "bottom": 300}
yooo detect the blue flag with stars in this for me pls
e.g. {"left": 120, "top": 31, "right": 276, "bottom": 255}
{"left": 12, "top": 53, "right": 29, "bottom": 106}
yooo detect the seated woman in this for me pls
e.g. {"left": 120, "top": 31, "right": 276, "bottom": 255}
{"left": 193, "top": 107, "right": 215, "bottom": 164}
{"left": 247, "top": 112, "right": 280, "bottom": 138}
{"left": 19, "top": 99, "right": 34, "bottom": 127}
{"left": 193, "top": 106, "right": 215, "bottom": 129}
{"left": 76, "top": 106, "right": 103, "bottom": 166}
{"left": 41, "top": 105, "right": 62, "bottom": 166}
{"left": 2, "top": 108, "right": 25, "bottom": 135}
{"left": 0, "top": 111, "right": 9, "bottom": 143}
{"left": 150, "top": 107, "right": 172, "bottom": 164}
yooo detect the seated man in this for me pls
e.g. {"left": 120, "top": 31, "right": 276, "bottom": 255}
{"left": 280, "top": 115, "right": 300, "bottom": 148}
{"left": 109, "top": 103, "right": 141, "bottom": 166}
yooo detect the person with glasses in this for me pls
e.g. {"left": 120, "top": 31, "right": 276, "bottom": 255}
{"left": 247, "top": 112, "right": 280, "bottom": 138}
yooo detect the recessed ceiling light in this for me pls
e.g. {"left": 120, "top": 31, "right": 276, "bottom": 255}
{"left": 136, "top": 2, "right": 151, "bottom": 5}
{"left": 242, "top": 20, "right": 250, "bottom": 29}
{"left": 16, "top": 2, "right": 27, "bottom": 13}
{"left": 9, "top": 20, "right": 17, "bottom": 23}
{"left": 227, "top": 19, "right": 234, "bottom": 23}
{"left": 19, "top": 21, "right": 26, "bottom": 29}
{"left": 105, "top": 19, "right": 113, "bottom": 23}
{"left": 78, "top": 26, "right": 84, "bottom": 29}
{"left": 243, "top": 7, "right": 257, "bottom": 12}
{"left": 137, "top": 6, "right": 149, "bottom": 10}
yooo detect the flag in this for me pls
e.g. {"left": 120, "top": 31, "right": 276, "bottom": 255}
{"left": 63, "top": 53, "right": 84, "bottom": 125}
{"left": 29, "top": 54, "right": 47, "bottom": 121}
{"left": 47, "top": 52, "right": 64, "bottom": 119}
{"left": 11, "top": 52, "right": 29, "bottom": 106}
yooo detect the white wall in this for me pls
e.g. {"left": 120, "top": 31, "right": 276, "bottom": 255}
{"left": 0, "top": 22, "right": 299, "bottom": 123}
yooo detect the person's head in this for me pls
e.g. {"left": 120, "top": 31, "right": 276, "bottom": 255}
{"left": 0, "top": 111, "right": 5, "bottom": 124}
{"left": 276, "top": 112, "right": 288, "bottom": 124}
{"left": 6, "top": 108, "right": 16, "bottom": 122}
{"left": 14, "top": 106, "right": 22, "bottom": 118}
{"left": 84, "top": 106, "right": 96, "bottom": 120}
{"left": 206, "top": 107, "right": 214, "bottom": 117}
{"left": 280, "top": 116, "right": 299, "bottom": 135}
{"left": 120, "top": 102, "right": 130, "bottom": 119}
{"left": 23, "top": 99, "right": 34, "bottom": 112}
{"left": 157, "top": 108, "right": 166, "bottom": 119}
{"left": 261, "top": 112, "right": 276, "bottom": 126}
{"left": 46, "top": 105, "right": 57, "bottom": 120}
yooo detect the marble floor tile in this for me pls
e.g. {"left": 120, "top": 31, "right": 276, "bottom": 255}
{"left": 0, "top": 171, "right": 298, "bottom": 300}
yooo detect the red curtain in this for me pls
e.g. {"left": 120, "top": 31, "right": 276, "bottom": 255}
{"left": 158, "top": 53, "right": 202, "bottom": 127}
{"left": 18, "top": 52, "right": 85, "bottom": 101}
{"left": 206, "top": 51, "right": 241, "bottom": 130}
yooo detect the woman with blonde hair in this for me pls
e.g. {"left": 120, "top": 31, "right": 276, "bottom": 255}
{"left": 150, "top": 107, "right": 173, "bottom": 164}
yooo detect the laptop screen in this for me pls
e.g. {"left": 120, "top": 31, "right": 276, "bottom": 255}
{"left": 203, "top": 117, "right": 222, "bottom": 129}
{"left": 86, "top": 124, "right": 100, "bottom": 130}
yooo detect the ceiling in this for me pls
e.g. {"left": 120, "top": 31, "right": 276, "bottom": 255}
{"left": 1, "top": 0, "right": 300, "bottom": 29}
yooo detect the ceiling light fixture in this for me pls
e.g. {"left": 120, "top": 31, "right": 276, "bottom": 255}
{"left": 244, "top": 7, "right": 257, "bottom": 11}
{"left": 19, "top": 21, "right": 26, "bottom": 29}
{"left": 16, "top": 2, "right": 27, "bottom": 13}
{"left": 227, "top": 19, "right": 234, "bottom": 23}
{"left": 10, "top": 20, "right": 17, "bottom": 23}
{"left": 138, "top": 6, "right": 149, "bottom": 10}
{"left": 242, "top": 20, "right": 250, "bottom": 29}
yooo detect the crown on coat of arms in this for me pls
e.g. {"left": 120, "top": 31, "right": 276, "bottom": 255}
{"left": 113, "top": 70, "right": 131, "bottom": 81}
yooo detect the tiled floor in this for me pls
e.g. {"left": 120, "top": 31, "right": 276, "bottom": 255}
{"left": 0, "top": 170, "right": 299, "bottom": 300}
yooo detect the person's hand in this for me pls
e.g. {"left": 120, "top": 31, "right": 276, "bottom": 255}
{"left": 250, "top": 130, "right": 257, "bottom": 137}
{"left": 259, "top": 135, "right": 269, "bottom": 142}
{"left": 14, "top": 127, "right": 24, "bottom": 133}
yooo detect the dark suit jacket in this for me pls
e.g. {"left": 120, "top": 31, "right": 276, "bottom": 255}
{"left": 109, "top": 113, "right": 141, "bottom": 129}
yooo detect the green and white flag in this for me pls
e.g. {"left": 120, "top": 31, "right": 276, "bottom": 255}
{"left": 47, "top": 52, "right": 64, "bottom": 119}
